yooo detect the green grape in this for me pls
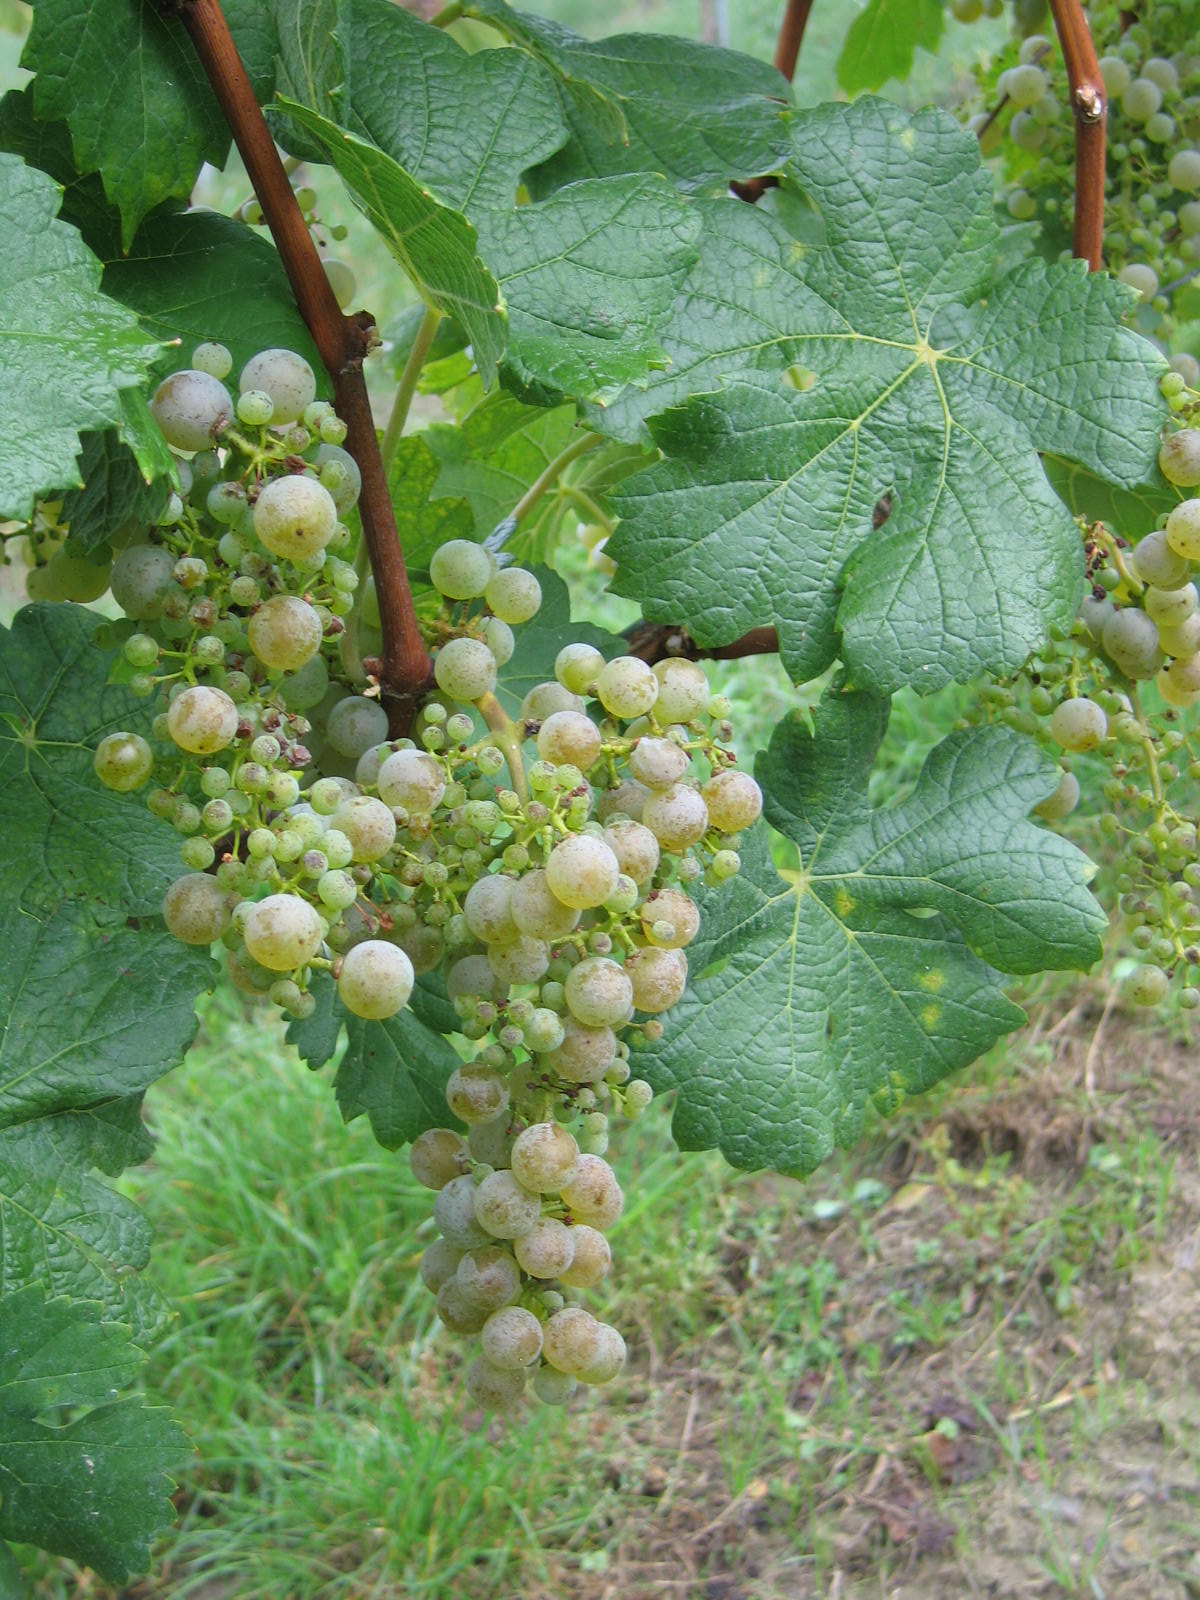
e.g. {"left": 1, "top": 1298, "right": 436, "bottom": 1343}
{"left": 110, "top": 544, "right": 175, "bottom": 620}
{"left": 532, "top": 1364, "right": 577, "bottom": 1405}
{"left": 1126, "top": 964, "right": 1169, "bottom": 1005}
{"left": 510, "top": 869, "right": 582, "bottom": 939}
{"left": 473, "top": 1170, "right": 541, "bottom": 1239}
{"left": 487, "top": 932, "right": 551, "bottom": 986}
{"left": 542, "top": 1016, "right": 618, "bottom": 1084}
{"left": 602, "top": 819, "right": 660, "bottom": 886}
{"left": 419, "top": 1238, "right": 465, "bottom": 1293}
{"left": 163, "top": 873, "right": 234, "bottom": 945}
{"left": 1123, "top": 77, "right": 1164, "bottom": 122}
{"left": 429, "top": 538, "right": 491, "bottom": 600}
{"left": 564, "top": 956, "right": 634, "bottom": 1028}
{"left": 640, "top": 886, "right": 700, "bottom": 949}
{"left": 514, "top": 1218, "right": 576, "bottom": 1278}
{"left": 247, "top": 594, "right": 323, "bottom": 671}
{"left": 150, "top": 368, "right": 233, "bottom": 451}
{"left": 652, "top": 657, "right": 710, "bottom": 722}
{"left": 626, "top": 945, "right": 688, "bottom": 1014}
{"left": 1102, "top": 607, "right": 1163, "bottom": 678}
{"left": 1033, "top": 769, "right": 1082, "bottom": 820}
{"left": 47, "top": 547, "right": 111, "bottom": 602}
{"left": 1158, "top": 612, "right": 1200, "bottom": 656}
{"left": 1099, "top": 55, "right": 1132, "bottom": 97}
{"left": 545, "top": 834, "right": 620, "bottom": 909}
{"left": 1157, "top": 660, "right": 1200, "bottom": 706}
{"left": 1165, "top": 499, "right": 1200, "bottom": 561}
{"left": 377, "top": 748, "right": 445, "bottom": 812}
{"left": 239, "top": 348, "right": 316, "bottom": 425}
{"left": 1001, "top": 63, "right": 1049, "bottom": 109}
{"left": 485, "top": 566, "right": 542, "bottom": 623}
{"left": 596, "top": 655, "right": 659, "bottom": 718}
{"left": 510, "top": 1123, "right": 581, "bottom": 1193}
{"left": 558, "top": 1225, "right": 612, "bottom": 1289}
{"left": 480, "top": 1306, "right": 543, "bottom": 1370}
{"left": 642, "top": 783, "right": 710, "bottom": 850}
{"left": 254, "top": 475, "right": 339, "bottom": 561}
{"left": 242, "top": 892, "right": 324, "bottom": 971}
{"left": 434, "top": 636, "right": 498, "bottom": 702}
{"left": 410, "top": 1128, "right": 470, "bottom": 1192}
{"left": 702, "top": 768, "right": 763, "bottom": 832}
{"left": 541, "top": 1307, "right": 604, "bottom": 1377}
{"left": 559, "top": 1153, "right": 623, "bottom": 1229}
{"left": 1118, "top": 262, "right": 1159, "bottom": 301}
{"left": 93, "top": 730, "right": 153, "bottom": 791}
{"left": 1049, "top": 696, "right": 1108, "bottom": 752}
{"left": 456, "top": 1247, "right": 521, "bottom": 1312}
{"left": 446, "top": 1064, "right": 510, "bottom": 1124}
{"left": 537, "top": 710, "right": 602, "bottom": 770}
{"left": 484, "top": 617, "right": 514, "bottom": 666}
{"left": 323, "top": 258, "right": 356, "bottom": 309}
{"left": 329, "top": 796, "right": 396, "bottom": 862}
{"left": 629, "top": 736, "right": 689, "bottom": 789}
{"left": 312, "top": 444, "right": 361, "bottom": 515}
{"left": 326, "top": 695, "right": 389, "bottom": 758}
{"left": 522, "top": 679, "right": 585, "bottom": 720}
{"left": 435, "top": 1175, "right": 492, "bottom": 1250}
{"left": 167, "top": 685, "right": 239, "bottom": 754}
{"left": 1144, "top": 582, "right": 1198, "bottom": 628}
{"left": 192, "top": 340, "right": 233, "bottom": 379}
{"left": 464, "top": 1356, "right": 526, "bottom": 1410}
{"left": 1133, "top": 528, "right": 1191, "bottom": 587}
{"left": 1160, "top": 429, "right": 1200, "bottom": 487}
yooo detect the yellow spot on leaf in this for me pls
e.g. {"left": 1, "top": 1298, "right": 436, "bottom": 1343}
{"left": 835, "top": 888, "right": 856, "bottom": 919}
{"left": 919, "top": 968, "right": 946, "bottom": 993}
{"left": 921, "top": 1003, "right": 941, "bottom": 1031}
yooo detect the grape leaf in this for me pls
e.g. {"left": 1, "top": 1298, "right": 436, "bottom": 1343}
{"left": 0, "top": 1120, "right": 167, "bottom": 1339}
{"left": 473, "top": 175, "right": 700, "bottom": 402}
{"left": 103, "top": 208, "right": 326, "bottom": 390}
{"left": 61, "top": 433, "right": 169, "bottom": 556}
{"left": 339, "top": 0, "right": 566, "bottom": 212}
{"left": 287, "top": 975, "right": 461, "bottom": 1149}
{"left": 20, "top": 0, "right": 275, "bottom": 248}
{"left": 0, "top": 1286, "right": 189, "bottom": 1584}
{"left": 267, "top": 0, "right": 347, "bottom": 163}
{"left": 13, "top": 1097, "right": 154, "bottom": 1180}
{"left": 0, "top": 155, "right": 160, "bottom": 522}
{"left": 836, "top": 0, "right": 945, "bottom": 96}
{"left": 277, "top": 101, "right": 508, "bottom": 381}
{"left": 607, "top": 100, "right": 1168, "bottom": 695}
{"left": 0, "top": 901, "right": 213, "bottom": 1131}
{"left": 461, "top": 0, "right": 793, "bottom": 198}
{"left": 0, "top": 606, "right": 185, "bottom": 918}
{"left": 643, "top": 694, "right": 1105, "bottom": 1175}
{"left": 494, "top": 567, "right": 616, "bottom": 720}
{"left": 387, "top": 435, "right": 476, "bottom": 578}
{"left": 0, "top": 85, "right": 121, "bottom": 259}
{"left": 1043, "top": 454, "right": 1178, "bottom": 542}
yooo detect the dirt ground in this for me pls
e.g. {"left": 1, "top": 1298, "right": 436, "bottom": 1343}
{"left": 529, "top": 1005, "right": 1200, "bottom": 1600}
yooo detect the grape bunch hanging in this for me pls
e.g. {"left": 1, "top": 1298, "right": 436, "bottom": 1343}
{"left": 77, "top": 343, "right": 761, "bottom": 1407}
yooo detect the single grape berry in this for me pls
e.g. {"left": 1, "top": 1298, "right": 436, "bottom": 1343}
{"left": 1049, "top": 696, "right": 1107, "bottom": 753}
{"left": 167, "top": 685, "right": 239, "bottom": 755}
{"left": 150, "top": 369, "right": 233, "bottom": 452}
{"left": 337, "top": 939, "right": 414, "bottom": 1019}
{"left": 242, "top": 893, "right": 324, "bottom": 972}
{"left": 93, "top": 731, "right": 153, "bottom": 792}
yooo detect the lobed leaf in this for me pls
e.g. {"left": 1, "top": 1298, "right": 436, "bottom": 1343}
{"left": 836, "top": 0, "right": 945, "bottom": 95}
{"left": 642, "top": 694, "right": 1105, "bottom": 1175}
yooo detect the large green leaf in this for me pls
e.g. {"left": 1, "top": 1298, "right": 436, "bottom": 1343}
{"left": 474, "top": 175, "right": 700, "bottom": 402}
{"left": 267, "top": 0, "right": 347, "bottom": 163}
{"left": 0, "top": 606, "right": 184, "bottom": 918}
{"left": 643, "top": 695, "right": 1105, "bottom": 1175}
{"left": 836, "top": 0, "right": 944, "bottom": 95}
{"left": 388, "top": 435, "right": 476, "bottom": 578}
{"left": 0, "top": 155, "right": 159, "bottom": 521}
{"left": 0, "top": 1119, "right": 167, "bottom": 1338}
{"left": 102, "top": 207, "right": 325, "bottom": 388}
{"left": 287, "top": 976, "right": 460, "bottom": 1149}
{"left": 0, "top": 85, "right": 121, "bottom": 258}
{"left": 20, "top": 0, "right": 275, "bottom": 248}
{"left": 61, "top": 433, "right": 170, "bottom": 556}
{"left": 278, "top": 101, "right": 507, "bottom": 380}
{"left": 1043, "top": 454, "right": 1178, "bottom": 543}
{"left": 462, "top": 0, "right": 793, "bottom": 198}
{"left": 607, "top": 100, "right": 1168, "bottom": 695}
{"left": 0, "top": 902, "right": 213, "bottom": 1131}
{"left": 0, "top": 1286, "right": 189, "bottom": 1584}
{"left": 340, "top": 0, "right": 565, "bottom": 212}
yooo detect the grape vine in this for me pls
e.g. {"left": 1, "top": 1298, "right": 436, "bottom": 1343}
{"left": 0, "top": 0, "right": 1191, "bottom": 1584}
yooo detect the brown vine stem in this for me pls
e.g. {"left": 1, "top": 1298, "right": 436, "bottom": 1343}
{"left": 166, "top": 0, "right": 433, "bottom": 732}
{"left": 1048, "top": 0, "right": 1107, "bottom": 270}
{"left": 730, "top": 0, "right": 814, "bottom": 202}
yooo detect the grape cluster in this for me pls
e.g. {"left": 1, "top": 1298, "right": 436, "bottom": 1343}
{"left": 68, "top": 347, "right": 762, "bottom": 1408}
{"left": 976, "top": 375, "right": 1200, "bottom": 1009}
{"left": 958, "top": 1, "right": 1200, "bottom": 360}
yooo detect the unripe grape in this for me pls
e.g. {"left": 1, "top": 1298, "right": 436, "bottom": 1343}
{"left": 596, "top": 778, "right": 651, "bottom": 823}
{"left": 1007, "top": 189, "right": 1037, "bottom": 222}
{"left": 1126, "top": 964, "right": 1169, "bottom": 1006}
{"left": 511, "top": 1123, "right": 581, "bottom": 1193}
{"left": 446, "top": 1063, "right": 509, "bottom": 1124}
{"left": 484, "top": 617, "right": 514, "bottom": 666}
{"left": 1132, "top": 529, "right": 1190, "bottom": 589}
{"left": 563, "top": 956, "right": 633, "bottom": 1028}
{"left": 418, "top": 1237, "right": 464, "bottom": 1293}
{"left": 410, "top": 1128, "right": 469, "bottom": 1190}
{"left": 435, "top": 1174, "right": 492, "bottom": 1249}
{"left": 436, "top": 1279, "right": 489, "bottom": 1333}
{"left": 576, "top": 1323, "right": 626, "bottom": 1385}
{"left": 239, "top": 348, "right": 316, "bottom": 425}
{"left": 602, "top": 819, "right": 660, "bottom": 885}
{"left": 485, "top": 567, "right": 541, "bottom": 623}
{"left": 1165, "top": 499, "right": 1200, "bottom": 561}
{"left": 558, "top": 1225, "right": 611, "bottom": 1289}
{"left": 1102, "top": 608, "right": 1163, "bottom": 678}
{"left": 192, "top": 341, "right": 233, "bottom": 379}
{"left": 554, "top": 643, "right": 606, "bottom": 695}
{"left": 243, "top": 892, "right": 324, "bottom": 971}
{"left": 150, "top": 368, "right": 233, "bottom": 451}
{"left": 559, "top": 1154, "right": 623, "bottom": 1229}
{"left": 247, "top": 595, "right": 323, "bottom": 672}
{"left": 446, "top": 953, "right": 507, "bottom": 1004}
{"left": 456, "top": 1247, "right": 521, "bottom": 1312}
{"left": 640, "top": 886, "right": 700, "bottom": 949}
{"left": 468, "top": 1114, "right": 516, "bottom": 1169}
{"left": 702, "top": 768, "right": 763, "bottom": 832}
{"left": 1122, "top": 77, "right": 1164, "bottom": 122}
{"left": 595, "top": 655, "right": 658, "bottom": 719}
{"left": 629, "top": 736, "right": 689, "bottom": 789}
{"left": 323, "top": 258, "right": 356, "bottom": 309}
{"left": 93, "top": 731, "right": 153, "bottom": 791}
{"left": 326, "top": 695, "right": 389, "bottom": 759}
{"left": 1033, "top": 770, "right": 1081, "bottom": 820}
{"left": 1049, "top": 696, "right": 1107, "bottom": 752}
{"left": 514, "top": 1217, "right": 576, "bottom": 1278}
{"left": 312, "top": 443, "right": 361, "bottom": 514}
{"left": 487, "top": 933, "right": 551, "bottom": 986}
{"left": 1164, "top": 651, "right": 1200, "bottom": 692}
{"left": 1169, "top": 149, "right": 1200, "bottom": 194}
{"left": 626, "top": 945, "right": 688, "bottom": 1013}
{"left": 429, "top": 539, "right": 491, "bottom": 600}
{"left": 651, "top": 657, "right": 710, "bottom": 722}
{"left": 464, "top": 1356, "right": 526, "bottom": 1410}
{"left": 237, "top": 390, "right": 274, "bottom": 427}
{"left": 545, "top": 833, "right": 620, "bottom": 909}
{"left": 537, "top": 710, "right": 602, "bottom": 769}
{"left": 1099, "top": 55, "right": 1132, "bottom": 97}
{"left": 1160, "top": 430, "right": 1200, "bottom": 488}
{"left": 474, "top": 1169, "right": 542, "bottom": 1239}
{"left": 167, "top": 685, "right": 238, "bottom": 754}
{"left": 434, "top": 636, "right": 497, "bottom": 702}
{"left": 479, "top": 1305, "right": 544, "bottom": 1372}
{"left": 163, "top": 873, "right": 234, "bottom": 944}
{"left": 253, "top": 475, "right": 339, "bottom": 561}
{"left": 325, "top": 796, "right": 394, "bottom": 863}
{"left": 462, "top": 874, "right": 516, "bottom": 944}
{"left": 541, "top": 1307, "right": 604, "bottom": 1376}
{"left": 377, "top": 748, "right": 445, "bottom": 812}
{"left": 1118, "top": 262, "right": 1159, "bottom": 301}
{"left": 642, "top": 783, "right": 709, "bottom": 850}
{"left": 1002, "top": 63, "right": 1047, "bottom": 107}
{"left": 1158, "top": 612, "right": 1200, "bottom": 657}
{"left": 1142, "top": 56, "right": 1179, "bottom": 92}
{"left": 541, "top": 1016, "right": 617, "bottom": 1083}
{"left": 110, "top": 544, "right": 175, "bottom": 620}
{"left": 510, "top": 869, "right": 582, "bottom": 940}
{"left": 1144, "top": 582, "right": 1198, "bottom": 629}
{"left": 48, "top": 547, "right": 111, "bottom": 602}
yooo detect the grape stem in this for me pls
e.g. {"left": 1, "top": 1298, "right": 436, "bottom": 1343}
{"left": 491, "top": 433, "right": 603, "bottom": 547}
{"left": 622, "top": 621, "right": 780, "bottom": 665}
{"left": 430, "top": 1, "right": 465, "bottom": 23}
{"left": 731, "top": 0, "right": 814, "bottom": 201}
{"left": 476, "top": 692, "right": 530, "bottom": 803}
{"left": 380, "top": 306, "right": 443, "bottom": 475}
{"left": 164, "top": 0, "right": 434, "bottom": 735}
{"left": 1048, "top": 0, "right": 1107, "bottom": 271}
{"left": 1128, "top": 686, "right": 1165, "bottom": 806}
